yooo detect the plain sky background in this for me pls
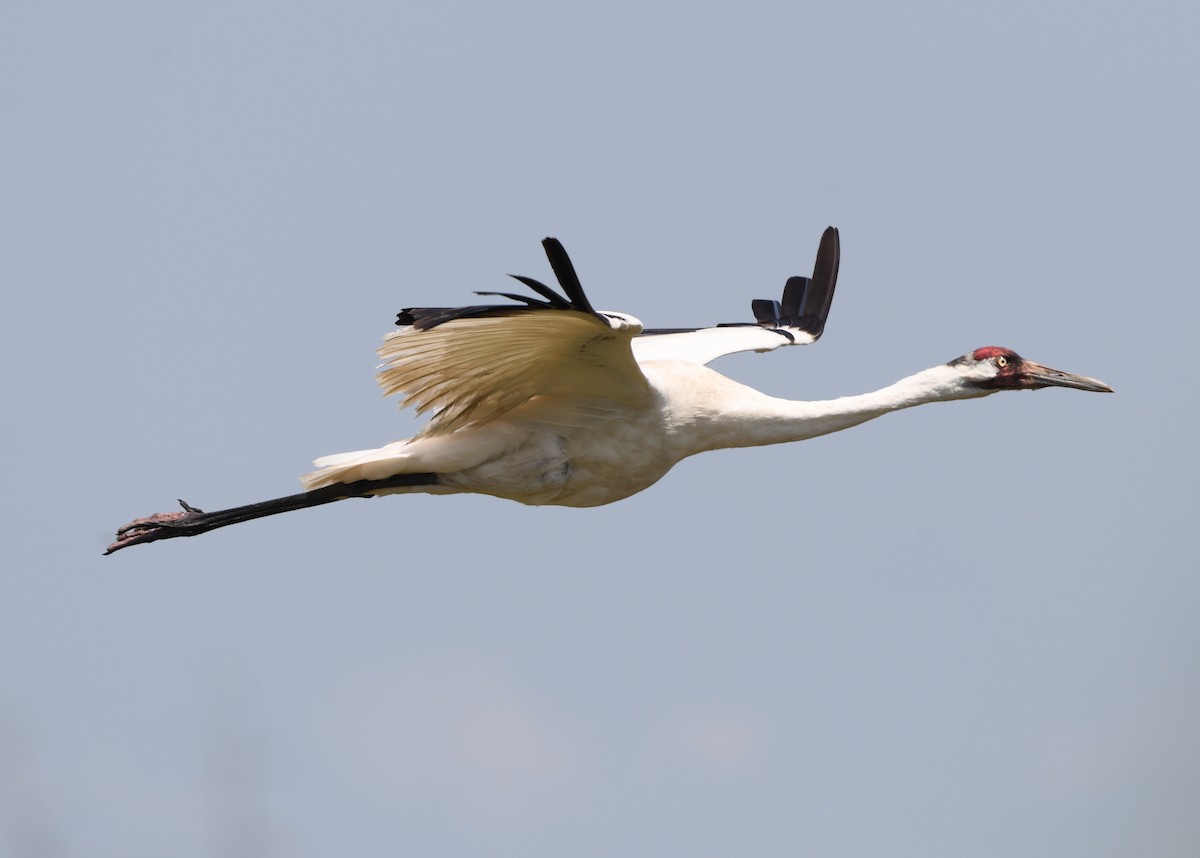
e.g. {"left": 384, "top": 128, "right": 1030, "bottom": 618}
{"left": 3, "top": 1, "right": 1197, "bottom": 855}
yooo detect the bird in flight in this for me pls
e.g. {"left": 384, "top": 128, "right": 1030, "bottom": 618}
{"left": 106, "top": 227, "right": 1111, "bottom": 554}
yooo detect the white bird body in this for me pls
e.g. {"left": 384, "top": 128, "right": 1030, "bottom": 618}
{"left": 300, "top": 358, "right": 993, "bottom": 508}
{"left": 106, "top": 227, "right": 1112, "bottom": 554}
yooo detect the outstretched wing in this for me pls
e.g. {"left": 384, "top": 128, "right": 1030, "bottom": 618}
{"left": 378, "top": 238, "right": 650, "bottom": 435}
{"left": 631, "top": 226, "right": 840, "bottom": 366}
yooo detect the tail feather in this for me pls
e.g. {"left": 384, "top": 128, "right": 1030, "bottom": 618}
{"left": 301, "top": 427, "right": 526, "bottom": 490}
{"left": 301, "top": 446, "right": 419, "bottom": 490}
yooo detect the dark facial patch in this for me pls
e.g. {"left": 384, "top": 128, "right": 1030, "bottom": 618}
{"left": 986, "top": 359, "right": 1026, "bottom": 388}
{"left": 974, "top": 347, "right": 1028, "bottom": 389}
{"left": 947, "top": 346, "right": 1022, "bottom": 370}
{"left": 949, "top": 346, "right": 1029, "bottom": 389}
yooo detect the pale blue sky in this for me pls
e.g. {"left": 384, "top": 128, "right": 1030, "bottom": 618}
{"left": 3, "top": 2, "right": 1197, "bottom": 855}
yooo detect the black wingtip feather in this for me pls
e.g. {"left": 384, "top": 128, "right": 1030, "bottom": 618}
{"left": 395, "top": 229, "right": 838, "bottom": 337}
{"left": 751, "top": 299, "right": 782, "bottom": 325}
{"left": 395, "top": 239, "right": 602, "bottom": 329}
{"left": 748, "top": 226, "right": 840, "bottom": 340}
{"left": 504, "top": 275, "right": 572, "bottom": 308}
{"left": 541, "top": 238, "right": 597, "bottom": 315}
{"left": 780, "top": 276, "right": 809, "bottom": 320}
{"left": 804, "top": 226, "right": 840, "bottom": 337}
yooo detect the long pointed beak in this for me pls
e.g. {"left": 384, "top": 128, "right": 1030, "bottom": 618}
{"left": 1021, "top": 361, "right": 1113, "bottom": 393}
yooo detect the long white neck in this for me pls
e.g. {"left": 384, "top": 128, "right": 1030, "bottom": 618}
{"left": 663, "top": 363, "right": 990, "bottom": 456}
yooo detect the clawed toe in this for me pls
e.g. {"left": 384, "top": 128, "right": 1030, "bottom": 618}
{"left": 105, "top": 500, "right": 206, "bottom": 554}
{"left": 115, "top": 512, "right": 184, "bottom": 536}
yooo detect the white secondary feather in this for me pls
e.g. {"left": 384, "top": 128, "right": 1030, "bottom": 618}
{"left": 631, "top": 325, "right": 814, "bottom": 366}
{"left": 376, "top": 309, "right": 651, "bottom": 435}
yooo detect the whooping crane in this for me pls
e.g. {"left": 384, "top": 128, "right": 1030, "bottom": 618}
{"left": 106, "top": 227, "right": 1112, "bottom": 554}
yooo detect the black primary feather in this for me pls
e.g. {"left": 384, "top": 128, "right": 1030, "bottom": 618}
{"left": 397, "top": 228, "right": 840, "bottom": 339}
{"left": 539, "top": 237, "right": 597, "bottom": 315}
{"left": 746, "top": 226, "right": 839, "bottom": 338}
{"left": 642, "top": 226, "right": 839, "bottom": 340}
{"left": 397, "top": 239, "right": 601, "bottom": 330}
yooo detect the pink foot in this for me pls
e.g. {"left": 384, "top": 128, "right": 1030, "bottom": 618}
{"left": 105, "top": 501, "right": 203, "bottom": 555}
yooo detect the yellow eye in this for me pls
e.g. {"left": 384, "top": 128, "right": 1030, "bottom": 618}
{"left": 996, "top": 355, "right": 1008, "bottom": 368}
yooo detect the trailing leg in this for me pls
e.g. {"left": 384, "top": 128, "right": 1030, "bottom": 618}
{"left": 104, "top": 473, "right": 439, "bottom": 555}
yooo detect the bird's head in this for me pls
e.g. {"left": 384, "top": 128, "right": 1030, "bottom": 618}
{"left": 950, "top": 346, "right": 1113, "bottom": 393}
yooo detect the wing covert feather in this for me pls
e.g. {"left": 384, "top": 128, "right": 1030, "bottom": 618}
{"left": 378, "top": 311, "right": 649, "bottom": 434}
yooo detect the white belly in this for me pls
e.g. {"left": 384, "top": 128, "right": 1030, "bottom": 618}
{"left": 442, "top": 417, "right": 678, "bottom": 507}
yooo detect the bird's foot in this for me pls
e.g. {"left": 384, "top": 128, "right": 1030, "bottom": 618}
{"left": 105, "top": 500, "right": 206, "bottom": 555}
